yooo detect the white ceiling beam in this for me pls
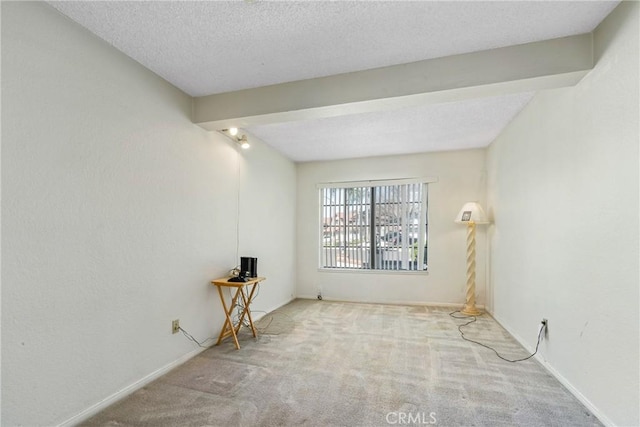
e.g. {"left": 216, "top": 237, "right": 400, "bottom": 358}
{"left": 194, "top": 34, "right": 593, "bottom": 131}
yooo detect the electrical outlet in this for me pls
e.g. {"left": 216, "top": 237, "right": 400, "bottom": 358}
{"left": 172, "top": 319, "right": 180, "bottom": 334}
{"left": 538, "top": 318, "right": 548, "bottom": 338}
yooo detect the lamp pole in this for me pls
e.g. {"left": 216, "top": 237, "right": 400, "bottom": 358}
{"left": 455, "top": 202, "right": 488, "bottom": 316}
{"left": 461, "top": 220, "right": 481, "bottom": 316}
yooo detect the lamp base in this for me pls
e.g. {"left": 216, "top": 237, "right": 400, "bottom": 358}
{"left": 460, "top": 305, "right": 482, "bottom": 316}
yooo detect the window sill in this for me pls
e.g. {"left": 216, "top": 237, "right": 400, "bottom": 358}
{"left": 317, "top": 268, "right": 429, "bottom": 276}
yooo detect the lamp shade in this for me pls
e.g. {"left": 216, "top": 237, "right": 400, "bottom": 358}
{"left": 455, "top": 202, "right": 489, "bottom": 224}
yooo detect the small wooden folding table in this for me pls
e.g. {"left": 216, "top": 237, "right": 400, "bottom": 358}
{"left": 211, "top": 276, "right": 266, "bottom": 349}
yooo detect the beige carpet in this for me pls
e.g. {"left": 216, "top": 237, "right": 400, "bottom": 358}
{"left": 81, "top": 299, "right": 601, "bottom": 426}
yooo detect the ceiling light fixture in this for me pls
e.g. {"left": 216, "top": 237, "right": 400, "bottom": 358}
{"left": 238, "top": 135, "right": 250, "bottom": 150}
{"left": 220, "top": 128, "right": 251, "bottom": 150}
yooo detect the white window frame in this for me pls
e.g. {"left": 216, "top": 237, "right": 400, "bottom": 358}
{"left": 317, "top": 177, "right": 435, "bottom": 273}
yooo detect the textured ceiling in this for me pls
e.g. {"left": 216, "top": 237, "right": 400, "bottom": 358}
{"left": 247, "top": 92, "right": 535, "bottom": 162}
{"left": 48, "top": 1, "right": 618, "bottom": 161}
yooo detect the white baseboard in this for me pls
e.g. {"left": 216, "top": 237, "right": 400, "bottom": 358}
{"left": 252, "top": 296, "right": 296, "bottom": 322}
{"left": 58, "top": 297, "right": 296, "bottom": 427}
{"left": 58, "top": 346, "right": 208, "bottom": 427}
{"left": 488, "top": 311, "right": 614, "bottom": 427}
{"left": 296, "top": 295, "right": 481, "bottom": 310}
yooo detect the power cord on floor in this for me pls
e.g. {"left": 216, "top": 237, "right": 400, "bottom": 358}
{"left": 449, "top": 311, "right": 546, "bottom": 363}
{"left": 257, "top": 315, "right": 274, "bottom": 330}
{"left": 255, "top": 311, "right": 296, "bottom": 335}
{"left": 178, "top": 326, "right": 215, "bottom": 348}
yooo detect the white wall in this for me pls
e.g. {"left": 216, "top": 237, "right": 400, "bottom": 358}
{"left": 296, "top": 149, "right": 487, "bottom": 306}
{"left": 237, "top": 132, "right": 297, "bottom": 313}
{"left": 1, "top": 2, "right": 295, "bottom": 425}
{"left": 486, "top": 2, "right": 639, "bottom": 426}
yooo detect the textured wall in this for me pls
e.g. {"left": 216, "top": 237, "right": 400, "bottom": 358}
{"left": 296, "top": 149, "right": 487, "bottom": 306}
{"left": 1, "top": 2, "right": 295, "bottom": 425}
{"left": 486, "top": 2, "right": 639, "bottom": 425}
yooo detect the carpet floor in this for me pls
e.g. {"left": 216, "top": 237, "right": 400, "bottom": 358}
{"left": 81, "top": 299, "right": 601, "bottom": 427}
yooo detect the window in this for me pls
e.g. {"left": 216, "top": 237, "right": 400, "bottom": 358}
{"left": 320, "top": 180, "right": 428, "bottom": 271}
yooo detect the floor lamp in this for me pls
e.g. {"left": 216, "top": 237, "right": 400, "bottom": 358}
{"left": 455, "top": 202, "right": 489, "bottom": 316}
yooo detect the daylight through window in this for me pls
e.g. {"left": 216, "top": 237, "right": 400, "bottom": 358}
{"left": 320, "top": 181, "right": 428, "bottom": 271}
